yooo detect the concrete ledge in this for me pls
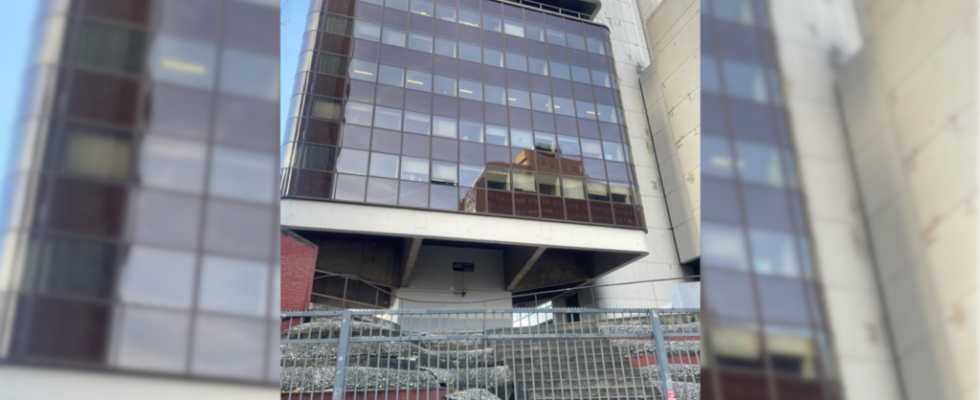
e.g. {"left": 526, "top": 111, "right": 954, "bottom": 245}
{"left": 281, "top": 200, "right": 649, "bottom": 255}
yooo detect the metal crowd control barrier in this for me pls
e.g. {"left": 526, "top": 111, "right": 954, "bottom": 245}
{"left": 281, "top": 308, "right": 700, "bottom": 400}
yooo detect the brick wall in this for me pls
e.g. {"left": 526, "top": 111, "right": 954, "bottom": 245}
{"left": 280, "top": 229, "right": 318, "bottom": 332}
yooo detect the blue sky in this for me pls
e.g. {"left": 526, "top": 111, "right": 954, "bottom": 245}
{"left": 281, "top": 0, "right": 309, "bottom": 143}
{"left": 0, "top": 2, "right": 34, "bottom": 178}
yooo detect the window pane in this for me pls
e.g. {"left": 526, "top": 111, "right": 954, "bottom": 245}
{"left": 591, "top": 69, "right": 612, "bottom": 88}
{"left": 526, "top": 24, "right": 545, "bottom": 41}
{"left": 505, "top": 52, "right": 527, "bottom": 72}
{"left": 586, "top": 37, "right": 607, "bottom": 54}
{"left": 483, "top": 48, "right": 504, "bottom": 67}
{"left": 401, "top": 156, "right": 429, "bottom": 181}
{"left": 119, "top": 246, "right": 195, "bottom": 309}
{"left": 459, "top": 79, "right": 482, "bottom": 101}
{"left": 191, "top": 315, "right": 265, "bottom": 379}
{"left": 436, "top": 3, "right": 457, "bottom": 21}
{"left": 566, "top": 33, "right": 586, "bottom": 51}
{"left": 486, "top": 168, "right": 511, "bottom": 190}
{"left": 460, "top": 164, "right": 485, "bottom": 187}
{"left": 702, "top": 54, "right": 721, "bottom": 93}
{"left": 575, "top": 100, "right": 596, "bottom": 119}
{"left": 116, "top": 307, "right": 189, "bottom": 373}
{"left": 378, "top": 64, "right": 405, "bottom": 87}
{"left": 483, "top": 14, "right": 502, "bottom": 32}
{"left": 317, "top": 52, "right": 348, "bottom": 76}
{"left": 546, "top": 28, "right": 565, "bottom": 46}
{"left": 374, "top": 106, "right": 403, "bottom": 130}
{"left": 723, "top": 59, "right": 769, "bottom": 103}
{"left": 77, "top": 20, "right": 145, "bottom": 74}
{"left": 335, "top": 174, "right": 366, "bottom": 201}
{"left": 431, "top": 161, "right": 458, "bottom": 185}
{"left": 703, "top": 222, "right": 749, "bottom": 270}
{"left": 596, "top": 104, "right": 618, "bottom": 123}
{"left": 408, "top": 32, "right": 433, "bottom": 53}
{"left": 563, "top": 178, "right": 585, "bottom": 199}
{"left": 553, "top": 96, "right": 575, "bottom": 116}
{"left": 716, "top": 0, "right": 757, "bottom": 25}
{"left": 504, "top": 19, "right": 525, "bottom": 37}
{"left": 369, "top": 152, "right": 400, "bottom": 178}
{"left": 528, "top": 57, "right": 549, "bottom": 76}
{"left": 432, "top": 116, "right": 457, "bottom": 138}
{"left": 219, "top": 49, "right": 277, "bottom": 100}
{"left": 507, "top": 88, "right": 530, "bottom": 108}
{"left": 410, "top": 0, "right": 433, "bottom": 16}
{"left": 322, "top": 14, "right": 355, "bottom": 36}
{"left": 435, "top": 37, "right": 456, "bottom": 58}
{"left": 534, "top": 132, "right": 557, "bottom": 152}
{"left": 610, "top": 182, "right": 633, "bottom": 204}
{"left": 587, "top": 180, "right": 609, "bottom": 201}
{"left": 531, "top": 92, "right": 553, "bottom": 113}
{"left": 298, "top": 143, "right": 337, "bottom": 171}
{"left": 209, "top": 147, "right": 276, "bottom": 204}
{"left": 345, "top": 101, "right": 373, "bottom": 126}
{"left": 750, "top": 229, "right": 800, "bottom": 277}
{"left": 459, "top": 9, "right": 480, "bottom": 28}
{"left": 510, "top": 128, "right": 533, "bottom": 149}
{"left": 354, "top": 20, "right": 381, "bottom": 41}
{"left": 486, "top": 124, "right": 508, "bottom": 145}
{"left": 513, "top": 170, "right": 535, "bottom": 192}
{"left": 703, "top": 136, "right": 734, "bottom": 178}
{"left": 557, "top": 135, "right": 580, "bottom": 155}
{"left": 406, "top": 70, "right": 432, "bottom": 91}
{"left": 735, "top": 141, "right": 784, "bottom": 186}
{"left": 140, "top": 136, "right": 206, "bottom": 193}
{"left": 460, "top": 120, "right": 484, "bottom": 142}
{"left": 571, "top": 65, "right": 591, "bottom": 84}
{"left": 149, "top": 35, "right": 216, "bottom": 89}
{"left": 581, "top": 138, "right": 602, "bottom": 159}
{"left": 382, "top": 26, "right": 407, "bottom": 47}
{"left": 198, "top": 256, "right": 268, "bottom": 317}
{"left": 460, "top": 42, "right": 481, "bottom": 62}
{"left": 485, "top": 84, "right": 507, "bottom": 105}
{"left": 434, "top": 75, "right": 457, "bottom": 97}
{"left": 349, "top": 59, "right": 378, "bottom": 82}
{"left": 602, "top": 141, "right": 624, "bottom": 162}
{"left": 539, "top": 174, "right": 560, "bottom": 196}
{"left": 336, "top": 148, "right": 369, "bottom": 174}
{"left": 550, "top": 61, "right": 570, "bottom": 80}
{"left": 404, "top": 111, "right": 431, "bottom": 135}
{"left": 58, "top": 124, "right": 131, "bottom": 181}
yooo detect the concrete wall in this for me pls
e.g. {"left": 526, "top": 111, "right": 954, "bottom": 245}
{"left": 766, "top": 0, "right": 902, "bottom": 398}
{"left": 396, "top": 245, "right": 511, "bottom": 309}
{"left": 835, "top": 0, "right": 977, "bottom": 398}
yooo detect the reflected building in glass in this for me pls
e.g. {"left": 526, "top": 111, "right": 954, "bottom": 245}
{"left": 0, "top": 0, "right": 279, "bottom": 397}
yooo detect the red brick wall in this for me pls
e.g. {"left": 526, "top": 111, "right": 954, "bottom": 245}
{"left": 280, "top": 229, "right": 318, "bottom": 332}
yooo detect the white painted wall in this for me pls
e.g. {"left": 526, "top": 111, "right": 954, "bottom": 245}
{"left": 396, "top": 245, "right": 511, "bottom": 309}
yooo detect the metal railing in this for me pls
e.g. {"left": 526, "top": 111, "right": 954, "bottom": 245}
{"left": 280, "top": 308, "right": 700, "bottom": 400}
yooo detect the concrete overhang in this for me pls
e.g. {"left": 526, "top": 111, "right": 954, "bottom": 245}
{"left": 517, "top": 0, "right": 602, "bottom": 20}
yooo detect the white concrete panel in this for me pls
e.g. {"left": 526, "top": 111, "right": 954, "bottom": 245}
{"left": 640, "top": 195, "right": 672, "bottom": 230}
{"left": 797, "top": 158, "right": 859, "bottom": 223}
{"left": 810, "top": 220, "right": 878, "bottom": 292}
{"left": 866, "top": 196, "right": 924, "bottom": 281}
{"left": 939, "top": 289, "right": 978, "bottom": 394}
{"left": 852, "top": 129, "right": 906, "bottom": 213}
{"left": 785, "top": 98, "right": 848, "bottom": 161}
{"left": 923, "top": 200, "right": 978, "bottom": 309}
{"left": 904, "top": 109, "right": 978, "bottom": 227}
{"left": 822, "top": 286, "right": 896, "bottom": 362}
{"left": 834, "top": 357, "right": 904, "bottom": 400}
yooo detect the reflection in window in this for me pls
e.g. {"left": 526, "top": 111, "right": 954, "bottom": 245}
{"left": 382, "top": 26, "right": 407, "bottom": 47}
{"left": 58, "top": 124, "right": 132, "bottom": 181}
{"left": 76, "top": 20, "right": 145, "bottom": 75}
{"left": 434, "top": 75, "right": 457, "bottom": 97}
{"left": 140, "top": 135, "right": 206, "bottom": 193}
{"left": 575, "top": 100, "right": 596, "bottom": 119}
{"left": 209, "top": 147, "right": 275, "bottom": 204}
{"left": 367, "top": 177, "right": 399, "bottom": 204}
{"left": 735, "top": 141, "right": 784, "bottom": 186}
{"left": 702, "top": 54, "right": 721, "bottom": 93}
{"left": 116, "top": 306, "right": 190, "bottom": 373}
{"left": 344, "top": 101, "right": 373, "bottom": 126}
{"left": 432, "top": 116, "right": 457, "bottom": 138}
{"left": 431, "top": 161, "right": 458, "bottom": 185}
{"left": 374, "top": 106, "right": 403, "bottom": 131}
{"left": 702, "top": 222, "right": 748, "bottom": 270}
{"left": 609, "top": 182, "right": 633, "bottom": 204}
{"left": 404, "top": 111, "right": 431, "bottom": 135}
{"left": 723, "top": 59, "right": 769, "bottom": 103}
{"left": 459, "top": 79, "right": 482, "bottom": 101}
{"left": 591, "top": 69, "right": 613, "bottom": 88}
{"left": 386, "top": 0, "right": 408, "bottom": 10}
{"left": 703, "top": 135, "right": 735, "bottom": 177}
{"left": 525, "top": 23, "right": 545, "bottom": 41}
{"left": 528, "top": 57, "right": 549, "bottom": 76}
{"left": 460, "top": 43, "right": 481, "bottom": 63}
{"left": 507, "top": 88, "right": 530, "bottom": 109}
{"left": 596, "top": 104, "right": 618, "bottom": 123}
{"left": 435, "top": 37, "right": 456, "bottom": 58}
{"left": 510, "top": 128, "right": 533, "bottom": 149}
{"left": 406, "top": 70, "right": 432, "bottom": 91}
{"left": 486, "top": 168, "right": 511, "bottom": 190}
{"left": 436, "top": 3, "right": 457, "bottom": 22}
{"left": 765, "top": 325, "right": 817, "bottom": 377}
{"left": 715, "top": 0, "right": 757, "bottom": 26}
{"left": 566, "top": 33, "right": 586, "bottom": 51}
{"left": 711, "top": 321, "right": 764, "bottom": 370}
{"left": 354, "top": 20, "right": 381, "bottom": 41}
{"left": 513, "top": 171, "right": 536, "bottom": 193}
{"left": 586, "top": 37, "right": 607, "bottom": 55}
{"left": 369, "top": 152, "right": 400, "bottom": 178}
{"left": 580, "top": 138, "right": 602, "bottom": 159}
{"left": 504, "top": 19, "right": 524, "bottom": 37}
{"left": 336, "top": 148, "right": 369, "bottom": 175}
{"left": 538, "top": 174, "right": 560, "bottom": 196}
{"left": 546, "top": 28, "right": 565, "bottom": 46}
{"left": 149, "top": 35, "right": 216, "bottom": 89}
{"left": 298, "top": 143, "right": 337, "bottom": 171}
{"left": 558, "top": 177, "right": 582, "bottom": 199}
{"left": 482, "top": 14, "right": 502, "bottom": 32}
{"left": 553, "top": 96, "right": 575, "bottom": 116}
{"left": 750, "top": 229, "right": 800, "bottom": 277}
{"left": 534, "top": 132, "right": 557, "bottom": 152}
{"left": 531, "top": 92, "right": 553, "bottom": 113}
{"left": 198, "top": 256, "right": 268, "bottom": 317}
{"left": 349, "top": 59, "right": 378, "bottom": 82}
{"left": 118, "top": 247, "right": 192, "bottom": 309}
{"left": 602, "top": 141, "right": 624, "bottom": 162}
{"left": 486, "top": 124, "right": 508, "bottom": 145}
{"left": 459, "top": 9, "right": 480, "bottom": 28}
{"left": 571, "top": 65, "right": 591, "bottom": 84}
{"left": 460, "top": 120, "right": 484, "bottom": 142}
{"left": 410, "top": 0, "right": 433, "bottom": 15}
{"left": 378, "top": 64, "right": 405, "bottom": 87}
{"left": 219, "top": 49, "right": 277, "bottom": 101}
{"left": 506, "top": 52, "right": 527, "bottom": 72}
{"left": 408, "top": 32, "right": 434, "bottom": 53}
{"left": 317, "top": 52, "right": 348, "bottom": 76}
{"left": 550, "top": 61, "right": 570, "bottom": 80}
{"left": 557, "top": 135, "right": 580, "bottom": 155}
{"left": 401, "top": 156, "right": 429, "bottom": 181}
{"left": 587, "top": 180, "right": 609, "bottom": 201}
{"left": 485, "top": 84, "right": 507, "bottom": 105}
{"left": 460, "top": 164, "right": 485, "bottom": 187}
{"left": 484, "top": 48, "right": 505, "bottom": 68}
